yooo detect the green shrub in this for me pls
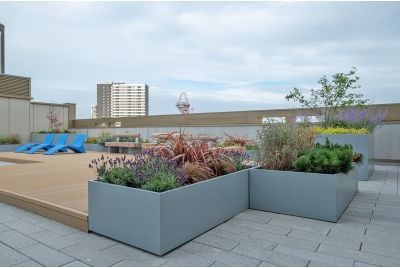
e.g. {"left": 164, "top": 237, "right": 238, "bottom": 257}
{"left": 256, "top": 121, "right": 316, "bottom": 170}
{"left": 86, "top": 137, "right": 98, "bottom": 144}
{"left": 101, "top": 167, "right": 133, "bottom": 186}
{"left": 293, "top": 138, "right": 354, "bottom": 174}
{"left": 96, "top": 132, "right": 116, "bottom": 145}
{"left": 0, "top": 134, "right": 21, "bottom": 145}
{"left": 141, "top": 172, "right": 179, "bottom": 192}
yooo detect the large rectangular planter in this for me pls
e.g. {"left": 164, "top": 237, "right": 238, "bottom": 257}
{"left": 0, "top": 144, "right": 22, "bottom": 152}
{"left": 316, "top": 134, "right": 374, "bottom": 181}
{"left": 249, "top": 169, "right": 358, "bottom": 222}
{"left": 88, "top": 169, "right": 249, "bottom": 256}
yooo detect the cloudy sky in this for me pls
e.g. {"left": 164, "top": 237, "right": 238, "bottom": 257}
{"left": 1, "top": 1, "right": 399, "bottom": 118}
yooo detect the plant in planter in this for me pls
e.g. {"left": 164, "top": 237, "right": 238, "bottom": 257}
{"left": 96, "top": 131, "right": 116, "bottom": 145}
{"left": 86, "top": 137, "right": 98, "bottom": 144}
{"left": 256, "top": 120, "right": 316, "bottom": 170}
{"left": 285, "top": 67, "right": 368, "bottom": 127}
{"left": 88, "top": 133, "right": 251, "bottom": 255}
{"left": 250, "top": 121, "right": 358, "bottom": 222}
{"left": 286, "top": 68, "right": 382, "bottom": 180}
{"left": 293, "top": 139, "right": 354, "bottom": 174}
{"left": 0, "top": 134, "right": 21, "bottom": 145}
{"left": 89, "top": 153, "right": 186, "bottom": 192}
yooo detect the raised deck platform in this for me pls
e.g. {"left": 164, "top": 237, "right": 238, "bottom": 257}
{"left": 0, "top": 152, "right": 120, "bottom": 232}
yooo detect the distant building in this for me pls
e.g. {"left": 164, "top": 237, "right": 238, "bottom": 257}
{"left": 96, "top": 82, "right": 149, "bottom": 118}
{"left": 90, "top": 104, "right": 97, "bottom": 119}
{"left": 97, "top": 82, "right": 112, "bottom": 118}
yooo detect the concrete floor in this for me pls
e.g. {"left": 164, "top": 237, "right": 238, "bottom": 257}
{"left": 0, "top": 165, "right": 399, "bottom": 267}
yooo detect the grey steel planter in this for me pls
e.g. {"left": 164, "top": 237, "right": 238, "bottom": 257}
{"left": 31, "top": 133, "right": 79, "bottom": 144}
{"left": 84, "top": 144, "right": 106, "bottom": 152}
{"left": 316, "top": 134, "right": 374, "bottom": 181}
{"left": 0, "top": 144, "right": 22, "bottom": 152}
{"left": 88, "top": 169, "right": 249, "bottom": 256}
{"left": 249, "top": 169, "right": 358, "bottom": 222}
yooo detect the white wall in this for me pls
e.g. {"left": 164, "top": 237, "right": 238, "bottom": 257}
{"left": 0, "top": 96, "right": 70, "bottom": 143}
{"left": 0, "top": 97, "right": 30, "bottom": 142}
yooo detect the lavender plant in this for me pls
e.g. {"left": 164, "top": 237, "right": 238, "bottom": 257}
{"left": 330, "top": 107, "right": 387, "bottom": 132}
{"left": 89, "top": 153, "right": 187, "bottom": 190}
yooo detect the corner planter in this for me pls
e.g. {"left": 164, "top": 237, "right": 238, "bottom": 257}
{"left": 0, "top": 144, "right": 22, "bottom": 152}
{"left": 249, "top": 169, "right": 358, "bottom": 222}
{"left": 316, "top": 134, "right": 374, "bottom": 181}
{"left": 88, "top": 169, "right": 249, "bottom": 256}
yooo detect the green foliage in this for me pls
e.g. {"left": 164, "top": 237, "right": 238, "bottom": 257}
{"left": 100, "top": 167, "right": 133, "bottom": 186}
{"left": 96, "top": 132, "right": 116, "bottom": 145}
{"left": 285, "top": 67, "right": 369, "bottom": 127}
{"left": 293, "top": 138, "right": 354, "bottom": 174}
{"left": 86, "top": 137, "right": 98, "bottom": 144}
{"left": 141, "top": 172, "right": 179, "bottom": 192}
{"left": 0, "top": 134, "right": 21, "bottom": 145}
{"left": 256, "top": 121, "right": 316, "bottom": 170}
{"left": 244, "top": 144, "right": 257, "bottom": 150}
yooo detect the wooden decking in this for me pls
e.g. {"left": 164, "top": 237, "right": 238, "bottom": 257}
{"left": 0, "top": 152, "right": 121, "bottom": 232}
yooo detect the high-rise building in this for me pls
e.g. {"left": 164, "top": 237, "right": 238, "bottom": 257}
{"left": 96, "top": 82, "right": 149, "bottom": 118}
{"left": 97, "top": 82, "right": 112, "bottom": 118}
{"left": 1, "top": 23, "right": 5, "bottom": 74}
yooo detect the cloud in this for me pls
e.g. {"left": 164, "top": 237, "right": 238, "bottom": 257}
{"left": 0, "top": 2, "right": 399, "bottom": 118}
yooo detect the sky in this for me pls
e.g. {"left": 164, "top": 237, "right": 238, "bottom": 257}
{"left": 1, "top": 1, "right": 400, "bottom": 119}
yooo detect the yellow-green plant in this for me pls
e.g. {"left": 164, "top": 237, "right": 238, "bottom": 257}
{"left": 314, "top": 127, "right": 369, "bottom": 134}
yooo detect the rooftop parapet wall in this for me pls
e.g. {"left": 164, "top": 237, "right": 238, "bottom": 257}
{"left": 72, "top": 103, "right": 400, "bottom": 129}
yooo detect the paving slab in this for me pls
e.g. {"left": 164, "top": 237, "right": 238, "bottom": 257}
{"left": 61, "top": 243, "right": 124, "bottom": 267}
{"left": 288, "top": 229, "right": 361, "bottom": 250}
{"left": 29, "top": 230, "right": 78, "bottom": 250}
{"left": 3, "top": 220, "right": 44, "bottom": 235}
{"left": 162, "top": 250, "right": 214, "bottom": 267}
{"left": 273, "top": 244, "right": 354, "bottom": 267}
{"left": 318, "top": 243, "right": 400, "bottom": 266}
{"left": 193, "top": 233, "right": 240, "bottom": 251}
{"left": 232, "top": 242, "right": 309, "bottom": 267}
{"left": 13, "top": 259, "right": 43, "bottom": 267}
{"left": 19, "top": 243, "right": 74, "bottom": 266}
{"left": 62, "top": 260, "right": 90, "bottom": 267}
{"left": 180, "top": 241, "right": 261, "bottom": 267}
{"left": 0, "top": 243, "right": 30, "bottom": 266}
{"left": 0, "top": 230, "right": 38, "bottom": 249}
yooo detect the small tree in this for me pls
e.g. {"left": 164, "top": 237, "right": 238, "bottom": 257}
{"left": 285, "top": 67, "right": 369, "bottom": 127}
{"left": 47, "top": 108, "right": 63, "bottom": 132}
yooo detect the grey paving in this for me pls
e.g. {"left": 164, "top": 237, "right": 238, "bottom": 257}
{"left": 0, "top": 165, "right": 399, "bottom": 267}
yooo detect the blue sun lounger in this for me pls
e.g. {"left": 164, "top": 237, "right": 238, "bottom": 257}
{"left": 27, "top": 134, "right": 69, "bottom": 154}
{"left": 15, "top": 133, "right": 55, "bottom": 153}
{"left": 44, "top": 134, "right": 87, "bottom": 155}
